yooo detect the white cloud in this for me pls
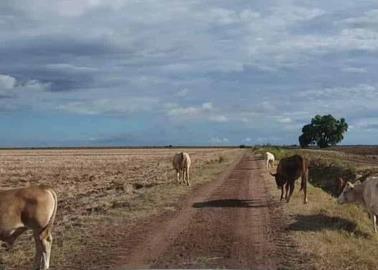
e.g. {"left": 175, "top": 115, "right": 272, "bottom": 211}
{"left": 166, "top": 102, "right": 213, "bottom": 117}
{"left": 353, "top": 117, "right": 378, "bottom": 131}
{"left": 339, "top": 9, "right": 378, "bottom": 29}
{"left": 0, "top": 74, "right": 16, "bottom": 90}
{"left": 46, "top": 63, "right": 97, "bottom": 73}
{"left": 176, "top": 88, "right": 189, "bottom": 97}
{"left": 300, "top": 84, "right": 377, "bottom": 100}
{"left": 165, "top": 102, "right": 230, "bottom": 123}
{"left": 341, "top": 67, "right": 367, "bottom": 73}
{"left": 276, "top": 116, "right": 292, "bottom": 124}
{"left": 209, "top": 115, "right": 228, "bottom": 122}
{"left": 208, "top": 8, "right": 260, "bottom": 25}
{"left": 58, "top": 97, "right": 159, "bottom": 115}
{"left": 0, "top": 74, "right": 49, "bottom": 97}
{"left": 202, "top": 102, "right": 213, "bottom": 110}
{"left": 210, "top": 137, "right": 229, "bottom": 144}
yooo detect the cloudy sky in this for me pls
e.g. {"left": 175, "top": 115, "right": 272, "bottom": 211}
{"left": 0, "top": 0, "right": 378, "bottom": 147}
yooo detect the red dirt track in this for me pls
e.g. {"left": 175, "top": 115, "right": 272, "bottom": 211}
{"left": 106, "top": 152, "right": 300, "bottom": 269}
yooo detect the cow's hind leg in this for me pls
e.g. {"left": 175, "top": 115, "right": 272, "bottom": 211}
{"left": 280, "top": 186, "right": 284, "bottom": 201}
{"left": 286, "top": 182, "right": 295, "bottom": 203}
{"left": 180, "top": 169, "right": 185, "bottom": 184}
{"left": 176, "top": 170, "right": 180, "bottom": 184}
{"left": 185, "top": 168, "right": 190, "bottom": 186}
{"left": 269, "top": 160, "right": 274, "bottom": 168}
{"left": 284, "top": 182, "right": 289, "bottom": 200}
{"left": 301, "top": 172, "right": 308, "bottom": 204}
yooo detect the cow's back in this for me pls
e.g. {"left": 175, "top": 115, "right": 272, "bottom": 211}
{"left": 182, "top": 152, "right": 191, "bottom": 168}
{"left": 362, "top": 177, "right": 378, "bottom": 214}
{"left": 172, "top": 152, "right": 183, "bottom": 171}
{"left": 266, "top": 152, "right": 274, "bottom": 160}
{"left": 277, "top": 155, "right": 307, "bottom": 180}
{"left": 0, "top": 186, "right": 54, "bottom": 233}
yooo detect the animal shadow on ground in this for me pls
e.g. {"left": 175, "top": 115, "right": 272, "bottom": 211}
{"left": 193, "top": 199, "right": 279, "bottom": 208}
{"left": 288, "top": 214, "right": 370, "bottom": 238}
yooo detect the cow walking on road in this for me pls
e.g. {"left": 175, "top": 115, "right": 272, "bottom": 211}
{"left": 265, "top": 152, "right": 275, "bottom": 169}
{"left": 270, "top": 154, "right": 308, "bottom": 204}
{"left": 173, "top": 152, "right": 191, "bottom": 186}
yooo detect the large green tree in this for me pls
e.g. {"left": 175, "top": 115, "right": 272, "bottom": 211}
{"left": 298, "top": 114, "right": 348, "bottom": 148}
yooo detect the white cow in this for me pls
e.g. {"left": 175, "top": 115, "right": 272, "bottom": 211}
{"left": 265, "top": 152, "right": 275, "bottom": 169}
{"left": 0, "top": 186, "right": 58, "bottom": 270}
{"left": 172, "top": 152, "right": 191, "bottom": 186}
{"left": 338, "top": 176, "right": 378, "bottom": 232}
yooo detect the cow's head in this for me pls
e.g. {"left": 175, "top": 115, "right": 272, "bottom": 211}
{"left": 270, "top": 172, "right": 286, "bottom": 189}
{"left": 337, "top": 181, "right": 355, "bottom": 204}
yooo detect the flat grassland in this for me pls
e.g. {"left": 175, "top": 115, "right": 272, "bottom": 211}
{"left": 0, "top": 148, "right": 242, "bottom": 270}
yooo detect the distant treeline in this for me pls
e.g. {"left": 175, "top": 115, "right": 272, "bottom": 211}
{"left": 0, "top": 144, "right": 376, "bottom": 151}
{"left": 0, "top": 145, "right": 240, "bottom": 150}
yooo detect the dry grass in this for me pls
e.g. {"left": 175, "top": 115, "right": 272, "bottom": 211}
{"left": 0, "top": 148, "right": 243, "bottom": 270}
{"left": 259, "top": 147, "right": 378, "bottom": 270}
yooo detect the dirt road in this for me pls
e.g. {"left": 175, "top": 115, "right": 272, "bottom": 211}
{"left": 105, "top": 152, "right": 300, "bottom": 269}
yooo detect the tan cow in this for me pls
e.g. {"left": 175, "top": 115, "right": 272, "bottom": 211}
{"left": 265, "top": 152, "right": 275, "bottom": 169}
{"left": 338, "top": 176, "right": 378, "bottom": 232}
{"left": 172, "top": 152, "right": 191, "bottom": 186}
{"left": 0, "top": 185, "right": 57, "bottom": 270}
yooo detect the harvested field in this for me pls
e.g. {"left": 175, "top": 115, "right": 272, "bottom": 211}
{"left": 332, "top": 146, "right": 378, "bottom": 156}
{"left": 0, "top": 148, "right": 241, "bottom": 270}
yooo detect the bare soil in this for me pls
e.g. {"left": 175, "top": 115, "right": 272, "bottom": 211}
{"left": 81, "top": 152, "right": 303, "bottom": 269}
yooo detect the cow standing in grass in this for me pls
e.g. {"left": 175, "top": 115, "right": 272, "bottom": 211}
{"left": 270, "top": 154, "right": 308, "bottom": 204}
{"left": 338, "top": 176, "right": 378, "bottom": 232}
{"left": 173, "top": 152, "right": 191, "bottom": 186}
{"left": 0, "top": 185, "right": 58, "bottom": 270}
{"left": 265, "top": 152, "right": 275, "bottom": 169}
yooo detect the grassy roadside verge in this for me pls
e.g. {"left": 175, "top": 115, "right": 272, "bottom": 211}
{"left": 255, "top": 147, "right": 378, "bottom": 270}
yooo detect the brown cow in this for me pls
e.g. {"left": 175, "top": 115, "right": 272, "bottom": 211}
{"left": 0, "top": 185, "right": 57, "bottom": 270}
{"left": 270, "top": 154, "right": 308, "bottom": 204}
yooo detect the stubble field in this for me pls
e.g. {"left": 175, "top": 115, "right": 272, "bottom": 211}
{"left": 0, "top": 148, "right": 242, "bottom": 270}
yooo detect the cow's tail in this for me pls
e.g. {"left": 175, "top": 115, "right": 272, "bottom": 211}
{"left": 180, "top": 152, "right": 186, "bottom": 167}
{"left": 300, "top": 158, "right": 308, "bottom": 191}
{"left": 41, "top": 188, "right": 58, "bottom": 239}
